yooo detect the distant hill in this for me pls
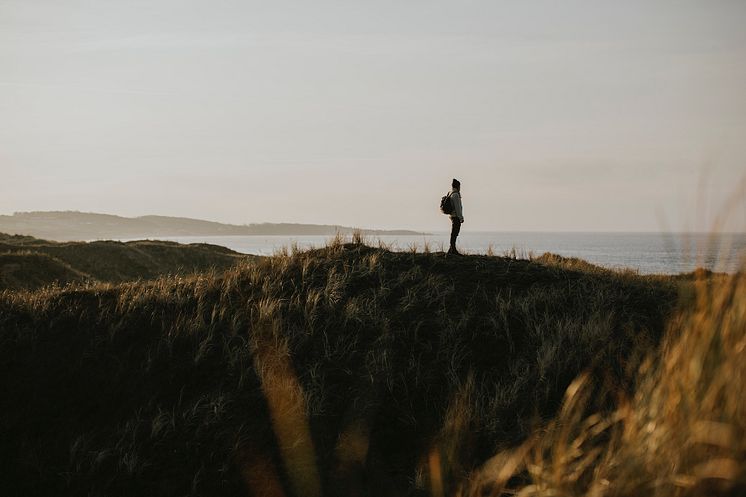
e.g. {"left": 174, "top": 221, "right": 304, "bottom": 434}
{"left": 0, "top": 211, "right": 425, "bottom": 241}
{"left": 0, "top": 232, "right": 251, "bottom": 291}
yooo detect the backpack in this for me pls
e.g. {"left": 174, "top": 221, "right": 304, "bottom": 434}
{"left": 440, "top": 192, "right": 454, "bottom": 215}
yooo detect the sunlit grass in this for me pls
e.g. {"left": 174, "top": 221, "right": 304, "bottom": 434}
{"left": 464, "top": 269, "right": 745, "bottom": 497}
{"left": 1, "top": 235, "right": 727, "bottom": 496}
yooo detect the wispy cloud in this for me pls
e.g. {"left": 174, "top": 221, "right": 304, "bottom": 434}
{"left": 0, "top": 81, "right": 175, "bottom": 96}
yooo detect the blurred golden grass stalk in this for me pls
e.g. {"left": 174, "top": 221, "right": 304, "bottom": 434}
{"left": 466, "top": 269, "right": 746, "bottom": 497}
{"left": 248, "top": 299, "right": 322, "bottom": 497}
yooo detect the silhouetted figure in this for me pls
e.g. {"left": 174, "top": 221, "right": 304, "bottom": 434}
{"left": 448, "top": 178, "right": 464, "bottom": 255}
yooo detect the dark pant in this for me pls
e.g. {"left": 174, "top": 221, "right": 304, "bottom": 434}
{"left": 450, "top": 217, "right": 461, "bottom": 250}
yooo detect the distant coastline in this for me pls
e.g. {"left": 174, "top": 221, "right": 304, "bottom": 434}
{"left": 0, "top": 211, "right": 427, "bottom": 241}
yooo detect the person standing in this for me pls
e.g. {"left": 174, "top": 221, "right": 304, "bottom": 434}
{"left": 448, "top": 178, "right": 464, "bottom": 255}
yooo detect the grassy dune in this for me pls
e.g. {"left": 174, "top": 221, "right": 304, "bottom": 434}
{"left": 467, "top": 268, "right": 745, "bottom": 497}
{"left": 0, "top": 236, "right": 695, "bottom": 497}
{"left": 0, "top": 233, "right": 250, "bottom": 291}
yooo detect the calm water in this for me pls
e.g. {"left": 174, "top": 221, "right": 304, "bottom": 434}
{"left": 130, "top": 232, "right": 746, "bottom": 275}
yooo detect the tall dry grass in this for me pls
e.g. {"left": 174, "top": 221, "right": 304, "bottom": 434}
{"left": 466, "top": 269, "right": 745, "bottom": 497}
{"left": 0, "top": 238, "right": 694, "bottom": 496}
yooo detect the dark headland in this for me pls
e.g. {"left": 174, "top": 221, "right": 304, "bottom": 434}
{"left": 0, "top": 211, "right": 425, "bottom": 241}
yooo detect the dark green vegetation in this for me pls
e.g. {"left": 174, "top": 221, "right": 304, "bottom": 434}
{"left": 0, "top": 240, "right": 681, "bottom": 496}
{"left": 0, "top": 233, "right": 250, "bottom": 291}
{"left": 0, "top": 211, "right": 424, "bottom": 240}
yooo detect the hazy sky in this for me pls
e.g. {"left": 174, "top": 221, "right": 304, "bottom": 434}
{"left": 2, "top": 0, "right": 745, "bottom": 231}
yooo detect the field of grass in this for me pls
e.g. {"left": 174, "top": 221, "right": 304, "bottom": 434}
{"left": 466, "top": 264, "right": 745, "bottom": 497}
{"left": 0, "top": 236, "right": 741, "bottom": 496}
{"left": 0, "top": 233, "right": 250, "bottom": 291}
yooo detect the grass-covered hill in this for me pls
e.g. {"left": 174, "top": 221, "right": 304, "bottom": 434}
{"left": 0, "top": 238, "right": 692, "bottom": 497}
{"left": 467, "top": 267, "right": 745, "bottom": 497}
{"left": 0, "top": 233, "right": 250, "bottom": 291}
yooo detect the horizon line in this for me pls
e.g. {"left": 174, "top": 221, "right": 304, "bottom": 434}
{"left": 2, "top": 210, "right": 744, "bottom": 235}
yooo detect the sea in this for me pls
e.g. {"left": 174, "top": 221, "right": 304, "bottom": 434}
{"left": 135, "top": 232, "right": 746, "bottom": 275}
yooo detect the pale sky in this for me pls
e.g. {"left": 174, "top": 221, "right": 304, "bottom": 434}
{"left": 2, "top": 0, "right": 745, "bottom": 232}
